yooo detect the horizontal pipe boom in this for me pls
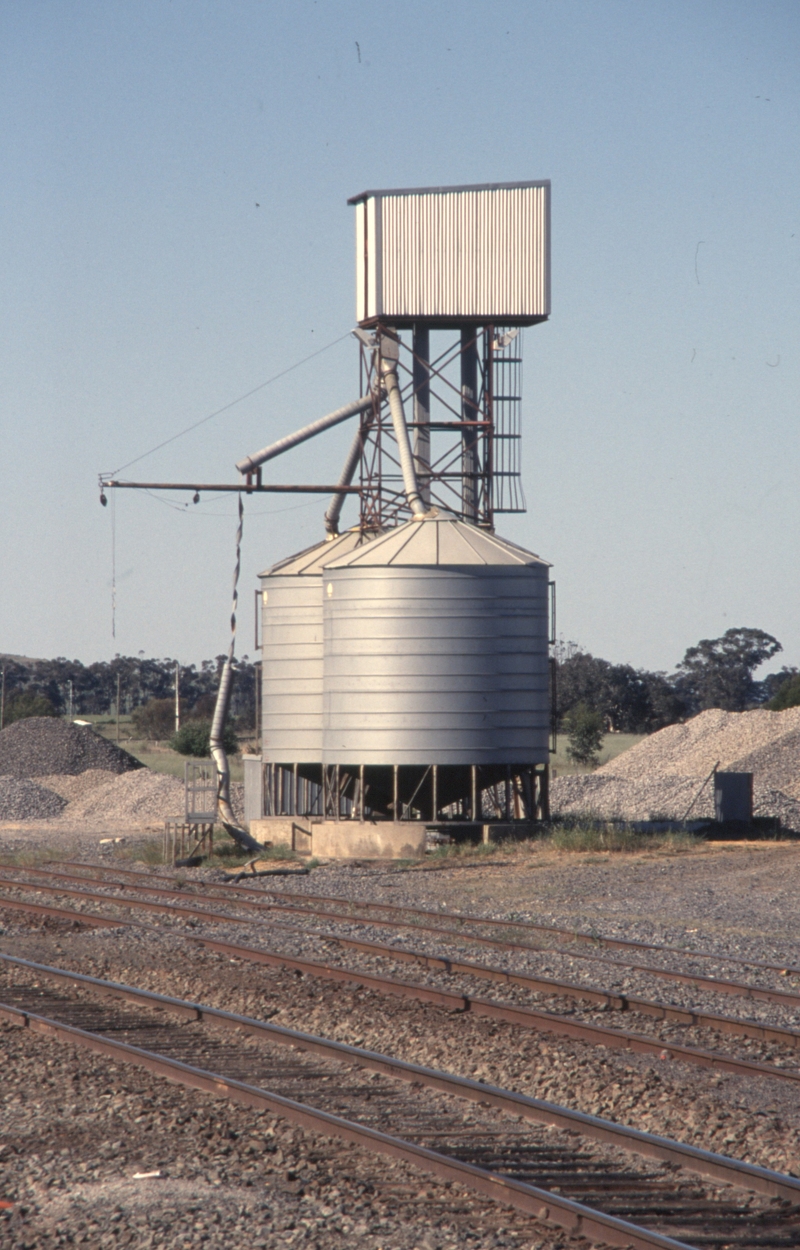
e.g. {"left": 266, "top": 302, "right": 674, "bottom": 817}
{"left": 100, "top": 481, "right": 361, "bottom": 494}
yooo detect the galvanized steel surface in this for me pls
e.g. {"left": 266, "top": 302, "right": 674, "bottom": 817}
{"left": 259, "top": 530, "right": 372, "bottom": 762}
{"left": 322, "top": 516, "right": 550, "bottom": 766}
{"left": 353, "top": 182, "right": 551, "bottom": 326}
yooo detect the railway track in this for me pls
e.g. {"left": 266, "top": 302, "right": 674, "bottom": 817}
{"left": 52, "top": 858, "right": 800, "bottom": 982}
{"left": 3, "top": 953, "right": 800, "bottom": 1250}
{"left": 31, "top": 861, "right": 800, "bottom": 1016}
{"left": 3, "top": 887, "right": 800, "bottom": 1097}
{"left": 3, "top": 867, "right": 800, "bottom": 1082}
{"left": 7, "top": 864, "right": 800, "bottom": 1017}
{"left": 1, "top": 870, "right": 800, "bottom": 1085}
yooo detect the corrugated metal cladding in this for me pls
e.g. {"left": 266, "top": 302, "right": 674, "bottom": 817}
{"left": 352, "top": 182, "right": 550, "bottom": 326}
{"left": 258, "top": 529, "right": 377, "bottom": 763}
{"left": 322, "top": 514, "right": 551, "bottom": 767}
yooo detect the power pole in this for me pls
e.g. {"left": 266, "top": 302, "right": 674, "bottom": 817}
{"left": 116, "top": 672, "right": 121, "bottom": 743}
{"left": 0, "top": 664, "right": 5, "bottom": 731}
{"left": 175, "top": 661, "right": 180, "bottom": 734}
{"left": 68, "top": 680, "right": 74, "bottom": 722}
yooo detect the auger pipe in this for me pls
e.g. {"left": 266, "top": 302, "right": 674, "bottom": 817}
{"left": 208, "top": 498, "right": 263, "bottom": 856}
{"left": 324, "top": 426, "right": 365, "bottom": 536}
{"left": 236, "top": 395, "right": 375, "bottom": 476}
{"left": 380, "top": 337, "right": 429, "bottom": 518}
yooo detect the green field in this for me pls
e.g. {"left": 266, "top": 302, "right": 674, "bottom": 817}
{"left": 550, "top": 731, "right": 645, "bottom": 776}
{"left": 87, "top": 715, "right": 246, "bottom": 782}
{"left": 77, "top": 714, "right": 641, "bottom": 783}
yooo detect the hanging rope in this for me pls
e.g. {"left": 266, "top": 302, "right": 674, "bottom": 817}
{"left": 209, "top": 494, "right": 263, "bottom": 853}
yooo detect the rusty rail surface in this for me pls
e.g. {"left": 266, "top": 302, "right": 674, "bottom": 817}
{"left": 52, "top": 858, "right": 800, "bottom": 981}
{"left": 2, "top": 891, "right": 800, "bottom": 1085}
{"left": 29, "top": 863, "right": 800, "bottom": 1007}
{"left": 0, "top": 998, "right": 697, "bottom": 1250}
{"left": 4, "top": 958, "right": 800, "bottom": 1249}
{"left": 4, "top": 868, "right": 800, "bottom": 1030}
{"left": 4, "top": 952, "right": 798, "bottom": 1202}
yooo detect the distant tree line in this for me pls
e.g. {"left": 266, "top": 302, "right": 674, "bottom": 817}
{"left": 2, "top": 624, "right": 798, "bottom": 742}
{"left": 555, "top": 627, "right": 799, "bottom": 734}
{"left": 0, "top": 653, "right": 258, "bottom": 731}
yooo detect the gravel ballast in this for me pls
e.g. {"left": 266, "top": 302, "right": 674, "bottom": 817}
{"left": 0, "top": 778, "right": 66, "bottom": 822}
{"left": 3, "top": 843, "right": 800, "bottom": 1246}
{"left": 551, "top": 707, "right": 800, "bottom": 826}
{"left": 0, "top": 719, "right": 143, "bottom": 779}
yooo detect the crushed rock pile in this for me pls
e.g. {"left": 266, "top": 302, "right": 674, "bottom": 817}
{"left": 551, "top": 707, "right": 800, "bottom": 831}
{"left": 0, "top": 717, "right": 142, "bottom": 778}
{"left": 0, "top": 777, "right": 67, "bottom": 821}
{"left": 55, "top": 770, "right": 186, "bottom": 825}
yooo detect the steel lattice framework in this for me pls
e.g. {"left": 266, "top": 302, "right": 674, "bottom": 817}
{"left": 356, "top": 324, "right": 525, "bottom": 532}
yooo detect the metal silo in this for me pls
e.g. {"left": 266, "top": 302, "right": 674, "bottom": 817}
{"left": 258, "top": 528, "right": 376, "bottom": 764}
{"left": 320, "top": 510, "right": 551, "bottom": 822}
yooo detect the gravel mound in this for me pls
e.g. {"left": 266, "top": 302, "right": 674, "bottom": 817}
{"left": 0, "top": 718, "right": 143, "bottom": 779}
{"left": 37, "top": 770, "right": 118, "bottom": 802}
{"left": 552, "top": 707, "right": 800, "bottom": 830}
{"left": 0, "top": 776, "right": 67, "bottom": 821}
{"left": 60, "top": 770, "right": 186, "bottom": 824}
{"left": 597, "top": 707, "right": 800, "bottom": 782}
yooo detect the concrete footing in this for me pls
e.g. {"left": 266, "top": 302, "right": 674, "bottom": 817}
{"left": 249, "top": 818, "right": 427, "bottom": 859}
{"left": 247, "top": 817, "right": 538, "bottom": 859}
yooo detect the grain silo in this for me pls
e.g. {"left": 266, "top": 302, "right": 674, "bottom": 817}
{"left": 321, "top": 510, "right": 550, "bottom": 828}
{"left": 257, "top": 527, "right": 379, "bottom": 822}
{"left": 243, "top": 180, "right": 554, "bottom": 856}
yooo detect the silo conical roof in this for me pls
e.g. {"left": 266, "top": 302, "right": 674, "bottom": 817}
{"left": 323, "top": 511, "right": 550, "bottom": 569}
{"left": 259, "top": 527, "right": 380, "bottom": 578}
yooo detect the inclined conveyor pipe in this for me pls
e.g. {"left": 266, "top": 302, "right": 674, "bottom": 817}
{"left": 236, "top": 395, "right": 375, "bottom": 476}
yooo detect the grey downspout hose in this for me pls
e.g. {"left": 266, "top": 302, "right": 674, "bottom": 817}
{"left": 324, "top": 424, "right": 365, "bottom": 537}
{"left": 380, "top": 339, "right": 429, "bottom": 519}
{"left": 209, "top": 495, "right": 263, "bottom": 855}
{"left": 323, "top": 392, "right": 382, "bottom": 536}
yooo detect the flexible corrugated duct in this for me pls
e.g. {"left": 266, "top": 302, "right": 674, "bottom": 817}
{"left": 209, "top": 495, "right": 263, "bottom": 855}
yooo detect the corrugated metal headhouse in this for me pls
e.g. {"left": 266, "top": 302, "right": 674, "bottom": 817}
{"left": 351, "top": 181, "right": 550, "bottom": 327}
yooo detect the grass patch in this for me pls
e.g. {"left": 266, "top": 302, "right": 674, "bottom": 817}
{"left": 123, "top": 742, "right": 245, "bottom": 783}
{"left": 426, "top": 839, "right": 503, "bottom": 861}
{"left": 112, "top": 838, "right": 166, "bottom": 866}
{"left": 0, "top": 844, "right": 64, "bottom": 868}
{"left": 551, "top": 732, "right": 646, "bottom": 776}
{"left": 543, "top": 819, "right": 701, "bottom": 853}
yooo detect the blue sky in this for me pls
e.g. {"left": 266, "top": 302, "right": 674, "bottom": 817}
{"left": 1, "top": 1, "right": 797, "bottom": 676}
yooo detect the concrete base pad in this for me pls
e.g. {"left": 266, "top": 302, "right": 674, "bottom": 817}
{"left": 249, "top": 818, "right": 427, "bottom": 859}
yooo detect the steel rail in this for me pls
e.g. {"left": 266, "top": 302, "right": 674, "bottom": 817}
{"left": 30, "top": 865, "right": 796, "bottom": 1004}
{"left": 3, "top": 892, "right": 800, "bottom": 1084}
{"left": 5, "top": 871, "right": 800, "bottom": 1030}
{"left": 53, "top": 859, "right": 800, "bottom": 981}
{"left": 0, "top": 998, "right": 697, "bottom": 1250}
{"left": 4, "top": 951, "right": 798, "bottom": 1205}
